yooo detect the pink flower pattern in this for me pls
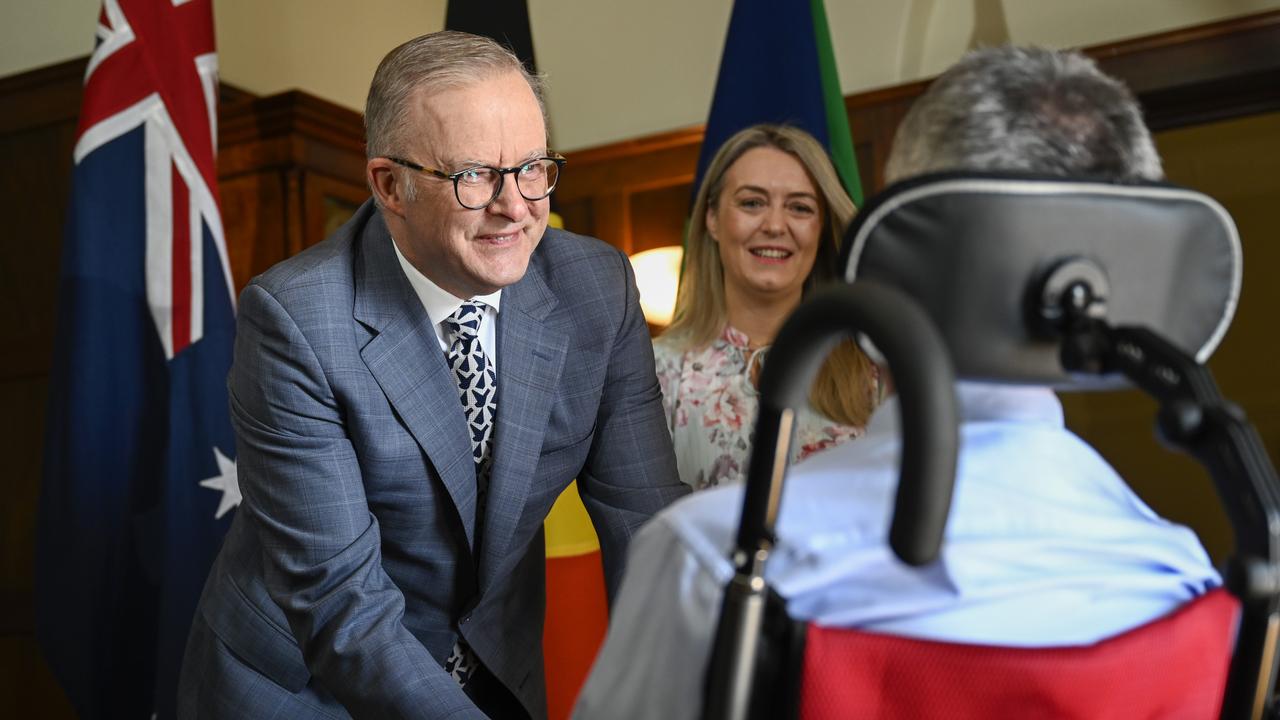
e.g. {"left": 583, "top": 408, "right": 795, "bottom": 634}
{"left": 654, "top": 325, "right": 867, "bottom": 491}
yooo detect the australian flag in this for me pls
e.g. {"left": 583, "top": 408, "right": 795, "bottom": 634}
{"left": 35, "top": 1, "right": 239, "bottom": 717}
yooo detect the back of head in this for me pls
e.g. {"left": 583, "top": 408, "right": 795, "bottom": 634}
{"left": 364, "top": 30, "right": 545, "bottom": 160}
{"left": 884, "top": 46, "right": 1162, "bottom": 183}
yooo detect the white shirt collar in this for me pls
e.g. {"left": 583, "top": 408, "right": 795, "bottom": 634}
{"left": 391, "top": 236, "right": 502, "bottom": 324}
{"left": 864, "top": 381, "right": 1065, "bottom": 439}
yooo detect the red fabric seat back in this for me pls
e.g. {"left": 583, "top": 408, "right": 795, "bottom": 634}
{"left": 798, "top": 589, "right": 1239, "bottom": 720}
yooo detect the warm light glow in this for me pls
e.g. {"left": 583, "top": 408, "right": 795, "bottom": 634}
{"left": 628, "top": 245, "right": 684, "bottom": 327}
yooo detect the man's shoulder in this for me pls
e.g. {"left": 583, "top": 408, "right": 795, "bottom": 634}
{"left": 523, "top": 227, "right": 635, "bottom": 330}
{"left": 638, "top": 484, "right": 744, "bottom": 583}
{"left": 530, "top": 226, "right": 627, "bottom": 283}
{"left": 634, "top": 464, "right": 879, "bottom": 586}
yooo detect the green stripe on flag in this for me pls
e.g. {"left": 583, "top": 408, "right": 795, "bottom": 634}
{"left": 811, "top": 0, "right": 863, "bottom": 206}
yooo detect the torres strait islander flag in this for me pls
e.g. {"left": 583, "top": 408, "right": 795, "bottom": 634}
{"left": 35, "top": 1, "right": 238, "bottom": 717}
{"left": 695, "top": 0, "right": 864, "bottom": 206}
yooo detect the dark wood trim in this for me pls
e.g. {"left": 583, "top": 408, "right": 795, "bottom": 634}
{"left": 0, "top": 56, "right": 266, "bottom": 138}
{"left": 220, "top": 90, "right": 364, "bottom": 152}
{"left": 0, "top": 589, "right": 31, "bottom": 635}
{"left": 0, "top": 57, "right": 85, "bottom": 135}
{"left": 0, "top": 56, "right": 85, "bottom": 95}
{"left": 1085, "top": 9, "right": 1280, "bottom": 83}
{"left": 562, "top": 125, "right": 705, "bottom": 166}
{"left": 218, "top": 91, "right": 367, "bottom": 183}
{"left": 1085, "top": 11, "right": 1280, "bottom": 130}
{"left": 219, "top": 80, "right": 256, "bottom": 106}
{"left": 0, "top": 56, "right": 264, "bottom": 136}
{"left": 843, "top": 79, "right": 933, "bottom": 113}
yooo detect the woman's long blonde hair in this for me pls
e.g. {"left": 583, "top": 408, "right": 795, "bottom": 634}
{"left": 664, "top": 124, "right": 877, "bottom": 428}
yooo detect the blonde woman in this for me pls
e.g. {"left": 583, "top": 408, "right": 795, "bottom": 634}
{"left": 656, "top": 124, "right": 878, "bottom": 490}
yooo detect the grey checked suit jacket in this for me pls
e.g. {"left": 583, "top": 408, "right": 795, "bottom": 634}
{"left": 179, "top": 200, "right": 686, "bottom": 719}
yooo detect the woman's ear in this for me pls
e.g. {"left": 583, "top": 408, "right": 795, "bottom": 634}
{"left": 705, "top": 205, "right": 719, "bottom": 243}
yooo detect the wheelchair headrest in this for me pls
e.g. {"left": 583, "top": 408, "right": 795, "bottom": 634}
{"left": 840, "top": 171, "right": 1242, "bottom": 389}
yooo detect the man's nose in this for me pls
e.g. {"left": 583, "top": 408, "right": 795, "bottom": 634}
{"left": 487, "top": 172, "right": 530, "bottom": 221}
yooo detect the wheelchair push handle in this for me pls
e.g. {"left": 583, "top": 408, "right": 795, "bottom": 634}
{"left": 706, "top": 282, "right": 960, "bottom": 720}
{"left": 736, "top": 281, "right": 960, "bottom": 565}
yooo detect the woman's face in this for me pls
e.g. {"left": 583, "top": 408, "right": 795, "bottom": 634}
{"left": 707, "top": 146, "right": 824, "bottom": 304}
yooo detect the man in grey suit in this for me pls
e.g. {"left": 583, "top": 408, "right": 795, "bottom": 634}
{"left": 178, "top": 31, "right": 687, "bottom": 719}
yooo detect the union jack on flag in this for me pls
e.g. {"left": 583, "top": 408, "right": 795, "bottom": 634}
{"left": 37, "top": 0, "right": 240, "bottom": 716}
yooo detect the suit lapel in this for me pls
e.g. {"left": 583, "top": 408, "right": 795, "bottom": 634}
{"left": 480, "top": 261, "right": 567, "bottom": 591}
{"left": 352, "top": 209, "right": 481, "bottom": 551}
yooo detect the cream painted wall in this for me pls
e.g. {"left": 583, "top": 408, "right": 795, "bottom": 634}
{"left": 214, "top": 0, "right": 445, "bottom": 117}
{"left": 911, "top": 0, "right": 1280, "bottom": 79}
{"left": 4, "top": 0, "right": 1280, "bottom": 152}
{"left": 530, "top": 0, "right": 733, "bottom": 152}
{"left": 0, "top": 0, "right": 100, "bottom": 75}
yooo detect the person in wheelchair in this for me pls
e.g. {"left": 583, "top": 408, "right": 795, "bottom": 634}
{"left": 573, "top": 45, "right": 1222, "bottom": 719}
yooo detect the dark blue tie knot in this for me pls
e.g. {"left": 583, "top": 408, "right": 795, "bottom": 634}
{"left": 444, "top": 301, "right": 485, "bottom": 340}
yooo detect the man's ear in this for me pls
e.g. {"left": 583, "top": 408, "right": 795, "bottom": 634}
{"left": 367, "top": 158, "right": 407, "bottom": 216}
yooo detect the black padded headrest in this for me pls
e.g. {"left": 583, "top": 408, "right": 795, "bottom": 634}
{"left": 840, "top": 171, "right": 1242, "bottom": 389}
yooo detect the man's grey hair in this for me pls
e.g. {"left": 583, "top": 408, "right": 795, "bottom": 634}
{"left": 885, "top": 46, "right": 1162, "bottom": 183}
{"left": 365, "top": 30, "right": 546, "bottom": 162}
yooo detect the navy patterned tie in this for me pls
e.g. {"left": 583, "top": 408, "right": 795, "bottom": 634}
{"left": 442, "top": 301, "right": 495, "bottom": 688}
{"left": 443, "top": 302, "right": 496, "bottom": 486}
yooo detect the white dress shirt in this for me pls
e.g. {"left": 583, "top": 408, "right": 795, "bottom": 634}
{"left": 574, "top": 382, "right": 1221, "bottom": 720}
{"left": 392, "top": 238, "right": 501, "bottom": 357}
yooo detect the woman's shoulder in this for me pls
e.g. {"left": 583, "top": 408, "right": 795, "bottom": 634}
{"left": 652, "top": 332, "right": 683, "bottom": 354}
{"left": 654, "top": 330, "right": 715, "bottom": 367}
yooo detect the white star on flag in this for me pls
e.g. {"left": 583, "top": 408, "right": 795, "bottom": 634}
{"left": 198, "top": 447, "right": 240, "bottom": 519}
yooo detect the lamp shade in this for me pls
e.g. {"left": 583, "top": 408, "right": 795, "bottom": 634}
{"left": 628, "top": 245, "right": 684, "bottom": 327}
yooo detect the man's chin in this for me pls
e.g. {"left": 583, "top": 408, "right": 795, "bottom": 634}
{"left": 473, "top": 260, "right": 532, "bottom": 294}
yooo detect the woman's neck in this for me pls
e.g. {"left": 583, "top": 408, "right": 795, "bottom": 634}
{"left": 724, "top": 285, "right": 802, "bottom": 348}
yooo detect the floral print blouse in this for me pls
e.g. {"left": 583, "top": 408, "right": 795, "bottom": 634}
{"left": 653, "top": 325, "right": 868, "bottom": 491}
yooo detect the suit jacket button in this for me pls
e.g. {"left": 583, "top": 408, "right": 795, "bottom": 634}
{"left": 461, "top": 614, "right": 472, "bottom": 625}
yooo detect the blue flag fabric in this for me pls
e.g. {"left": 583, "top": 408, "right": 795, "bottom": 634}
{"left": 35, "top": 2, "right": 238, "bottom": 717}
{"left": 694, "top": 0, "right": 862, "bottom": 204}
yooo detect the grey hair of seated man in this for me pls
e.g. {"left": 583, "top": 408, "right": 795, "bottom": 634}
{"left": 884, "top": 46, "right": 1163, "bottom": 184}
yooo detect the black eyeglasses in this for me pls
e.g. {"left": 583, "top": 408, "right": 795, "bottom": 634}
{"left": 385, "top": 154, "right": 566, "bottom": 210}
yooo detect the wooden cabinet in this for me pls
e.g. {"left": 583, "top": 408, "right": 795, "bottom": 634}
{"left": 218, "top": 90, "right": 369, "bottom": 291}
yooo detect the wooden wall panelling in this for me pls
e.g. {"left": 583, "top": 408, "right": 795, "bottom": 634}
{"left": 591, "top": 191, "right": 632, "bottom": 254}
{"left": 0, "top": 58, "right": 84, "bottom": 137}
{"left": 556, "top": 126, "right": 701, "bottom": 250}
{"left": 629, "top": 181, "right": 695, "bottom": 255}
{"left": 555, "top": 197, "right": 594, "bottom": 240}
{"left": 217, "top": 168, "right": 288, "bottom": 291}
{"left": 304, "top": 172, "right": 371, "bottom": 251}
{"left": 218, "top": 90, "right": 370, "bottom": 291}
{"left": 0, "top": 56, "right": 85, "bottom": 720}
{"left": 843, "top": 80, "right": 930, "bottom": 192}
